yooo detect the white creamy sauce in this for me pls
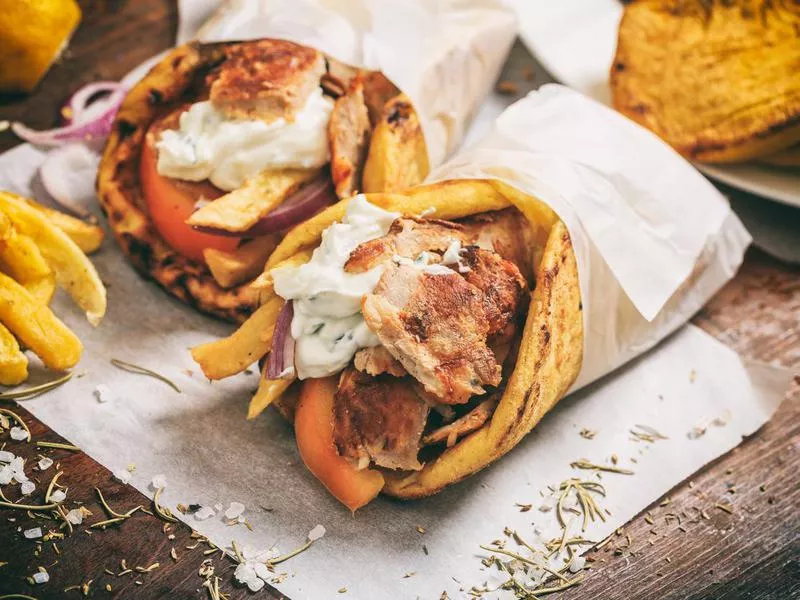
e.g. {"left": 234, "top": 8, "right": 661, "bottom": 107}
{"left": 155, "top": 88, "right": 334, "bottom": 191}
{"left": 271, "top": 196, "right": 401, "bottom": 380}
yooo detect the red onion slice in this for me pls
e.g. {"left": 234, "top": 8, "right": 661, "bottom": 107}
{"left": 193, "top": 175, "right": 337, "bottom": 238}
{"left": 12, "top": 88, "right": 126, "bottom": 149}
{"left": 267, "top": 301, "right": 296, "bottom": 380}
{"left": 39, "top": 143, "right": 100, "bottom": 217}
{"left": 62, "top": 81, "right": 126, "bottom": 125}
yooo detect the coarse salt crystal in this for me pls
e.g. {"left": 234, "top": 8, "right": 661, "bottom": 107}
{"left": 224, "top": 502, "right": 245, "bottom": 520}
{"left": 38, "top": 457, "right": 53, "bottom": 471}
{"left": 252, "top": 562, "right": 271, "bottom": 580}
{"left": 151, "top": 474, "right": 167, "bottom": 490}
{"left": 308, "top": 524, "right": 326, "bottom": 541}
{"left": 0, "top": 450, "right": 14, "bottom": 462}
{"left": 9, "top": 426, "right": 29, "bottom": 441}
{"left": 66, "top": 508, "right": 84, "bottom": 525}
{"left": 23, "top": 527, "right": 42, "bottom": 539}
{"left": 20, "top": 481, "right": 35, "bottom": 496}
{"left": 32, "top": 570, "right": 49, "bottom": 584}
{"left": 213, "top": 503, "right": 223, "bottom": 512}
{"left": 194, "top": 506, "right": 215, "bottom": 521}
{"left": 10, "top": 457, "right": 28, "bottom": 483}
{"left": 0, "top": 466, "right": 12, "bottom": 485}
{"left": 50, "top": 489, "right": 67, "bottom": 503}
{"left": 569, "top": 555, "right": 586, "bottom": 573}
{"left": 94, "top": 383, "right": 115, "bottom": 403}
{"left": 113, "top": 469, "right": 131, "bottom": 484}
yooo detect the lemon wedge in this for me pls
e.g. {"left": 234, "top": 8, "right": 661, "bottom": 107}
{"left": 0, "top": 0, "right": 82, "bottom": 93}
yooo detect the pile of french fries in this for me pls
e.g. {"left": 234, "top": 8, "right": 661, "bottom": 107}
{"left": 0, "top": 191, "right": 107, "bottom": 385}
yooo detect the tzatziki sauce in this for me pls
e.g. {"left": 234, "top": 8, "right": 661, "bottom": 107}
{"left": 271, "top": 196, "right": 401, "bottom": 380}
{"left": 156, "top": 87, "right": 334, "bottom": 191}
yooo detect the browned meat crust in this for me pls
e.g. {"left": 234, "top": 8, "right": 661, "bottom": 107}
{"left": 422, "top": 397, "right": 498, "bottom": 448}
{"left": 209, "top": 39, "right": 325, "bottom": 122}
{"left": 459, "top": 246, "right": 526, "bottom": 337}
{"left": 328, "top": 78, "right": 371, "bottom": 198}
{"left": 459, "top": 209, "right": 537, "bottom": 283}
{"left": 345, "top": 217, "right": 466, "bottom": 273}
{"left": 354, "top": 346, "right": 406, "bottom": 377}
{"left": 334, "top": 368, "right": 429, "bottom": 471}
{"left": 362, "top": 263, "right": 503, "bottom": 404}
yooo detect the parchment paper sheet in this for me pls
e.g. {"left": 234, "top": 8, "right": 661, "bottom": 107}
{"left": 0, "top": 141, "right": 789, "bottom": 600}
{"left": 185, "top": 0, "right": 517, "bottom": 168}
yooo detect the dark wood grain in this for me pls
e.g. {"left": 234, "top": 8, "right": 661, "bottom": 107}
{"left": 1, "top": 1, "right": 798, "bottom": 598}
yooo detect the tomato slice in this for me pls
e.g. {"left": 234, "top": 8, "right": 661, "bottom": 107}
{"left": 295, "top": 376, "right": 385, "bottom": 511}
{"left": 140, "top": 112, "right": 238, "bottom": 263}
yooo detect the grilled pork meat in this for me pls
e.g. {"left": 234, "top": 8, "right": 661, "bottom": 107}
{"left": 459, "top": 209, "right": 536, "bottom": 283}
{"left": 346, "top": 208, "right": 534, "bottom": 279}
{"left": 209, "top": 39, "right": 326, "bottom": 122}
{"left": 345, "top": 217, "right": 465, "bottom": 273}
{"left": 328, "top": 79, "right": 372, "bottom": 198}
{"left": 334, "top": 368, "right": 429, "bottom": 471}
{"left": 422, "top": 396, "right": 498, "bottom": 448}
{"left": 362, "top": 260, "right": 518, "bottom": 404}
{"left": 354, "top": 346, "right": 406, "bottom": 377}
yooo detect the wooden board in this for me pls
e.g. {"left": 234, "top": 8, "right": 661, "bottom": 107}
{"left": 1, "top": 1, "right": 798, "bottom": 598}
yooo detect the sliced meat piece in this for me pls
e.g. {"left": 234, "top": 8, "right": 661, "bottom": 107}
{"left": 354, "top": 346, "right": 406, "bottom": 377}
{"left": 361, "top": 262, "right": 501, "bottom": 404}
{"left": 333, "top": 368, "right": 429, "bottom": 471}
{"left": 328, "top": 79, "right": 371, "bottom": 198}
{"left": 423, "top": 397, "right": 498, "bottom": 448}
{"left": 345, "top": 217, "right": 466, "bottom": 273}
{"left": 459, "top": 208, "right": 536, "bottom": 282}
{"left": 209, "top": 39, "right": 326, "bottom": 122}
{"left": 458, "top": 246, "right": 526, "bottom": 337}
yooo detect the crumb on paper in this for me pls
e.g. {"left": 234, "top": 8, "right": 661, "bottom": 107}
{"left": 496, "top": 81, "right": 519, "bottom": 95}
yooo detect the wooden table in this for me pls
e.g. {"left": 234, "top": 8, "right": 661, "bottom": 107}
{"left": 1, "top": 2, "right": 798, "bottom": 598}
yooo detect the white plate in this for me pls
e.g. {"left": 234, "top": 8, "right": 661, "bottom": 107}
{"left": 509, "top": 0, "right": 800, "bottom": 208}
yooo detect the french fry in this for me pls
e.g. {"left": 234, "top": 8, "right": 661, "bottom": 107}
{"left": 362, "top": 94, "right": 429, "bottom": 194}
{"left": 187, "top": 168, "right": 319, "bottom": 232}
{"left": 23, "top": 198, "right": 105, "bottom": 254}
{"left": 191, "top": 296, "right": 284, "bottom": 380}
{"left": 253, "top": 248, "right": 315, "bottom": 292}
{"left": 247, "top": 364, "right": 295, "bottom": 420}
{"left": 0, "top": 191, "right": 106, "bottom": 325}
{"left": 0, "top": 321, "right": 28, "bottom": 386}
{"left": 203, "top": 235, "right": 279, "bottom": 289}
{"left": 0, "top": 272, "right": 82, "bottom": 371}
{"left": 0, "top": 210, "right": 56, "bottom": 305}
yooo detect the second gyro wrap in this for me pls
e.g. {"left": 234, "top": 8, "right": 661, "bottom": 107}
{"left": 98, "top": 0, "right": 516, "bottom": 323}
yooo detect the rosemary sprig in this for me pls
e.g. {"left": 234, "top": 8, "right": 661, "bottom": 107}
{"left": 0, "top": 373, "right": 72, "bottom": 401}
{"left": 630, "top": 424, "right": 668, "bottom": 443}
{"left": 0, "top": 500, "right": 59, "bottom": 511}
{"left": 110, "top": 359, "right": 181, "bottom": 393}
{"left": 268, "top": 537, "right": 320, "bottom": 566}
{"left": 0, "top": 408, "right": 30, "bottom": 440}
{"left": 37, "top": 441, "right": 80, "bottom": 452}
{"left": 152, "top": 487, "right": 178, "bottom": 523}
{"left": 570, "top": 459, "right": 634, "bottom": 475}
{"left": 44, "top": 471, "right": 64, "bottom": 503}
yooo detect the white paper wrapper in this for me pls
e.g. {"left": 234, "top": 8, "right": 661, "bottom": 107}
{"left": 181, "top": 0, "right": 517, "bottom": 168}
{"left": 429, "top": 85, "right": 753, "bottom": 389}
